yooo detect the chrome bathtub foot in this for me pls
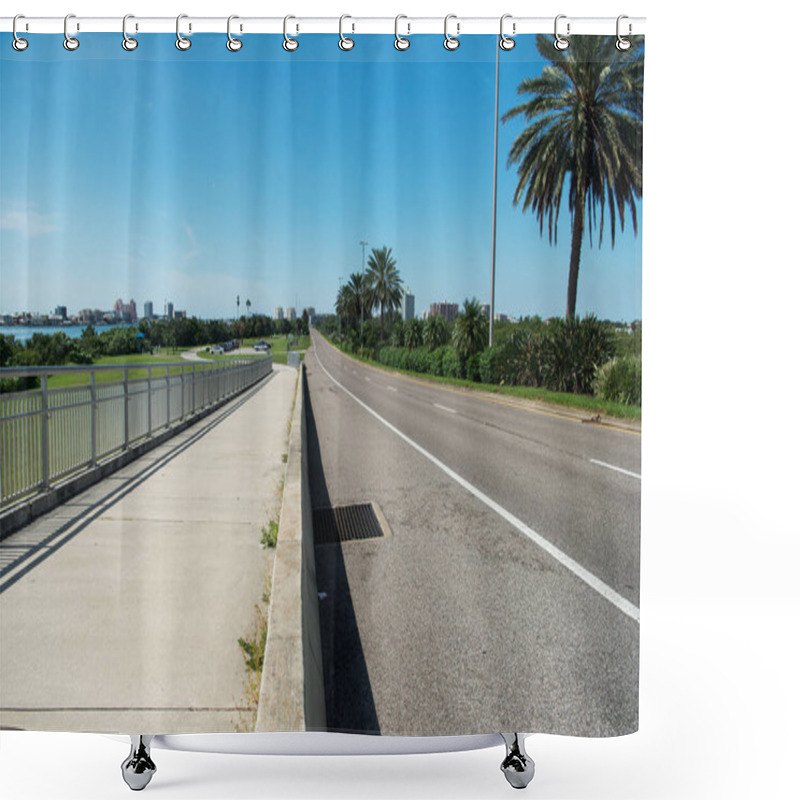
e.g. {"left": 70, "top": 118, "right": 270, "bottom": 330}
{"left": 121, "top": 735, "right": 156, "bottom": 791}
{"left": 500, "top": 733, "right": 535, "bottom": 789}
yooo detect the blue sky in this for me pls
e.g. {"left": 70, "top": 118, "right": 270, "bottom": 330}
{"left": 0, "top": 33, "right": 642, "bottom": 322}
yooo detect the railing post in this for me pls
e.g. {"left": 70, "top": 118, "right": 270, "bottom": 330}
{"left": 40, "top": 375, "right": 50, "bottom": 491}
{"left": 147, "top": 367, "right": 152, "bottom": 437}
{"left": 123, "top": 368, "right": 129, "bottom": 450}
{"left": 180, "top": 365, "right": 185, "bottom": 421}
{"left": 191, "top": 365, "right": 196, "bottom": 415}
{"left": 165, "top": 366, "right": 170, "bottom": 427}
{"left": 90, "top": 372, "right": 97, "bottom": 467}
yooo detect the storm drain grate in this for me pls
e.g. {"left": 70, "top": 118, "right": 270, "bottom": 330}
{"left": 313, "top": 503, "right": 387, "bottom": 545}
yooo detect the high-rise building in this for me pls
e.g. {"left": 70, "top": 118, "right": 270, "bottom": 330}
{"left": 166, "top": 302, "right": 174, "bottom": 320}
{"left": 174, "top": 310, "right": 187, "bottom": 320}
{"left": 303, "top": 307, "right": 316, "bottom": 320}
{"left": 54, "top": 305, "right": 67, "bottom": 320}
{"left": 113, "top": 298, "right": 138, "bottom": 323}
{"left": 143, "top": 301, "right": 154, "bottom": 319}
{"left": 274, "top": 307, "right": 284, "bottom": 321}
{"left": 285, "top": 307, "right": 296, "bottom": 322}
{"left": 429, "top": 302, "right": 459, "bottom": 323}
{"left": 480, "top": 303, "right": 490, "bottom": 318}
{"left": 402, "top": 290, "right": 415, "bottom": 321}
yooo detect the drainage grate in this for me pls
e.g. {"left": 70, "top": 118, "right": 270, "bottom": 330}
{"left": 313, "top": 503, "right": 387, "bottom": 545}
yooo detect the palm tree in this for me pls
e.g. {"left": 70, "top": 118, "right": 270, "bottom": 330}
{"left": 452, "top": 298, "right": 489, "bottom": 358}
{"left": 423, "top": 315, "right": 449, "bottom": 350}
{"left": 336, "top": 273, "right": 368, "bottom": 333}
{"left": 246, "top": 298, "right": 251, "bottom": 317}
{"left": 502, "top": 36, "right": 643, "bottom": 320}
{"left": 404, "top": 319, "right": 423, "bottom": 349}
{"left": 365, "top": 246, "right": 402, "bottom": 340}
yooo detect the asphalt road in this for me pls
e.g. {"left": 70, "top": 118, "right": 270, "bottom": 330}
{"left": 307, "top": 330, "right": 640, "bottom": 737}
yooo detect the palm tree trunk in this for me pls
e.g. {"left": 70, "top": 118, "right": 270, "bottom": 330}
{"left": 566, "top": 188, "right": 586, "bottom": 320}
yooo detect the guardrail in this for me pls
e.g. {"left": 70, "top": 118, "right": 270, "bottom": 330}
{"left": 0, "top": 356, "right": 272, "bottom": 511}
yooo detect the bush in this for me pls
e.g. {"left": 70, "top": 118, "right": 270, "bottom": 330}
{"left": 593, "top": 355, "right": 642, "bottom": 406}
{"left": 464, "top": 353, "right": 481, "bottom": 382}
{"left": 539, "top": 315, "right": 613, "bottom": 394}
{"left": 479, "top": 344, "right": 513, "bottom": 385}
{"left": 406, "top": 347, "right": 428, "bottom": 373}
{"left": 441, "top": 346, "right": 464, "bottom": 379}
{"left": 426, "top": 347, "right": 446, "bottom": 376}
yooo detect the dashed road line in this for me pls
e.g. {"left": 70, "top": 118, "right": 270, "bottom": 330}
{"left": 589, "top": 459, "right": 641, "bottom": 480}
{"left": 433, "top": 403, "right": 456, "bottom": 414}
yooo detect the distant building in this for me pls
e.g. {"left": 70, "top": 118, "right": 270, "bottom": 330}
{"left": 274, "top": 307, "right": 284, "bottom": 321}
{"left": 494, "top": 312, "right": 509, "bottom": 323}
{"left": 481, "top": 304, "right": 490, "bottom": 318}
{"left": 78, "top": 308, "right": 97, "bottom": 324}
{"left": 113, "top": 298, "right": 138, "bottom": 323}
{"left": 429, "top": 302, "right": 459, "bottom": 323}
{"left": 174, "top": 310, "right": 187, "bottom": 320}
{"left": 285, "top": 307, "right": 296, "bottom": 322}
{"left": 402, "top": 290, "right": 415, "bottom": 321}
{"left": 143, "top": 301, "right": 154, "bottom": 319}
{"left": 166, "top": 302, "right": 174, "bottom": 320}
{"left": 54, "top": 305, "right": 67, "bottom": 320}
{"left": 303, "top": 307, "right": 316, "bottom": 320}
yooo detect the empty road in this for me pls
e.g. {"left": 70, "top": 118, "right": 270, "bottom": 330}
{"left": 307, "top": 331, "right": 640, "bottom": 737}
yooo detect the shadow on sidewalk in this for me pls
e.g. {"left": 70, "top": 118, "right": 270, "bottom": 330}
{"left": 304, "top": 373, "right": 380, "bottom": 734}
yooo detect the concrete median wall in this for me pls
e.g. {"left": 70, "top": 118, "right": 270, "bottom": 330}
{"left": 255, "top": 363, "right": 326, "bottom": 731}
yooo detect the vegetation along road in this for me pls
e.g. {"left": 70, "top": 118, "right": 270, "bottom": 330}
{"left": 307, "top": 330, "right": 640, "bottom": 737}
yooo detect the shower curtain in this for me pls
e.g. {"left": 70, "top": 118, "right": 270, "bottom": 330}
{"left": 0, "top": 25, "right": 643, "bottom": 740}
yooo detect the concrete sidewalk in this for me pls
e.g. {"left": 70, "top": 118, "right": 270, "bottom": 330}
{"left": 0, "top": 366, "right": 297, "bottom": 734}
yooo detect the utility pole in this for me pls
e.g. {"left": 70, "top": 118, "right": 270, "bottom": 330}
{"left": 489, "top": 37, "right": 500, "bottom": 346}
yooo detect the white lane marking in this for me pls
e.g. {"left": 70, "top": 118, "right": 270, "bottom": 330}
{"left": 365, "top": 376, "right": 372, "bottom": 382}
{"left": 314, "top": 348, "right": 639, "bottom": 623}
{"left": 387, "top": 385, "right": 398, "bottom": 392}
{"left": 434, "top": 403, "right": 456, "bottom": 414}
{"left": 590, "top": 459, "right": 641, "bottom": 480}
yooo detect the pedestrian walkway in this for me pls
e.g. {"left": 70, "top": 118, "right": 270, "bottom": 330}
{"left": 0, "top": 365, "right": 298, "bottom": 733}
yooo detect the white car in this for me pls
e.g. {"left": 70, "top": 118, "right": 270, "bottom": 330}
{"left": 209, "top": 345, "right": 224, "bottom": 355}
{"left": 253, "top": 341, "right": 272, "bottom": 352}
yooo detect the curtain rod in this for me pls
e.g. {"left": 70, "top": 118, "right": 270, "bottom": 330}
{"left": 1, "top": 16, "right": 645, "bottom": 36}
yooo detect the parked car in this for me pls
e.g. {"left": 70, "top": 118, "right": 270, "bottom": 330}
{"left": 209, "top": 345, "right": 224, "bottom": 355}
{"left": 253, "top": 340, "right": 272, "bottom": 352}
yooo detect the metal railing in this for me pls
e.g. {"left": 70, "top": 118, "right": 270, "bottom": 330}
{"left": 0, "top": 356, "right": 272, "bottom": 510}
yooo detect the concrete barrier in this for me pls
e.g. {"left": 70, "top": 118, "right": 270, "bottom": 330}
{"left": 255, "top": 363, "right": 326, "bottom": 731}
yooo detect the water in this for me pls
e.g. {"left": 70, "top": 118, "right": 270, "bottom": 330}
{"left": 0, "top": 325, "right": 136, "bottom": 344}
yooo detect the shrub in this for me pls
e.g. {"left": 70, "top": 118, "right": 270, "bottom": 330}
{"left": 406, "top": 346, "right": 428, "bottom": 373}
{"left": 426, "top": 347, "right": 446, "bottom": 376}
{"left": 464, "top": 353, "right": 481, "bottom": 382}
{"left": 442, "top": 346, "right": 464, "bottom": 379}
{"left": 539, "top": 315, "right": 613, "bottom": 394}
{"left": 593, "top": 355, "right": 642, "bottom": 406}
{"left": 479, "top": 344, "right": 513, "bottom": 385}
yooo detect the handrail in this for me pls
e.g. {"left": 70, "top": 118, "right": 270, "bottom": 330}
{"left": 0, "top": 359, "right": 254, "bottom": 378}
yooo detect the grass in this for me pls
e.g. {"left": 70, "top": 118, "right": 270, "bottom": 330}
{"left": 260, "top": 517, "right": 279, "bottom": 549}
{"left": 334, "top": 342, "right": 641, "bottom": 422}
{"left": 44, "top": 354, "right": 179, "bottom": 389}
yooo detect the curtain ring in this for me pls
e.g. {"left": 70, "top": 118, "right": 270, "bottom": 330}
{"left": 339, "top": 14, "right": 354, "bottom": 50}
{"left": 122, "top": 14, "right": 138, "bottom": 51}
{"left": 394, "top": 15, "right": 410, "bottom": 51}
{"left": 443, "top": 14, "right": 460, "bottom": 51}
{"left": 227, "top": 15, "right": 243, "bottom": 51}
{"left": 63, "top": 13, "right": 79, "bottom": 51}
{"left": 616, "top": 15, "right": 632, "bottom": 51}
{"left": 553, "top": 14, "right": 569, "bottom": 51}
{"left": 499, "top": 14, "right": 515, "bottom": 51}
{"left": 12, "top": 15, "right": 28, "bottom": 51}
{"left": 283, "top": 15, "right": 299, "bottom": 51}
{"left": 176, "top": 14, "right": 191, "bottom": 50}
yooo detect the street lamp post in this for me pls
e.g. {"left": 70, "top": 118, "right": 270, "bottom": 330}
{"left": 489, "top": 39, "right": 500, "bottom": 347}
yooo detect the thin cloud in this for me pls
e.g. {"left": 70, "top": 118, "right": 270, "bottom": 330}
{"left": 0, "top": 206, "right": 60, "bottom": 236}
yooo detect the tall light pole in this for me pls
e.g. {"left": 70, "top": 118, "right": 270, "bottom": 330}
{"left": 359, "top": 240, "right": 368, "bottom": 353}
{"left": 489, "top": 37, "right": 500, "bottom": 346}
{"left": 338, "top": 276, "right": 343, "bottom": 340}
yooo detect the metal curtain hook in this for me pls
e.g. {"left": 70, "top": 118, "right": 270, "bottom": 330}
{"left": 553, "top": 14, "right": 569, "bottom": 51}
{"left": 339, "top": 14, "right": 354, "bottom": 50}
{"left": 176, "top": 14, "right": 191, "bottom": 50}
{"left": 499, "top": 14, "right": 515, "bottom": 51}
{"left": 227, "top": 15, "right": 242, "bottom": 51}
{"left": 444, "top": 14, "right": 460, "bottom": 51}
{"left": 122, "top": 14, "right": 138, "bottom": 51}
{"left": 616, "top": 15, "right": 632, "bottom": 51}
{"left": 63, "top": 13, "right": 79, "bottom": 51}
{"left": 12, "top": 14, "right": 28, "bottom": 51}
{"left": 394, "top": 14, "right": 410, "bottom": 51}
{"left": 283, "top": 15, "right": 299, "bottom": 51}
